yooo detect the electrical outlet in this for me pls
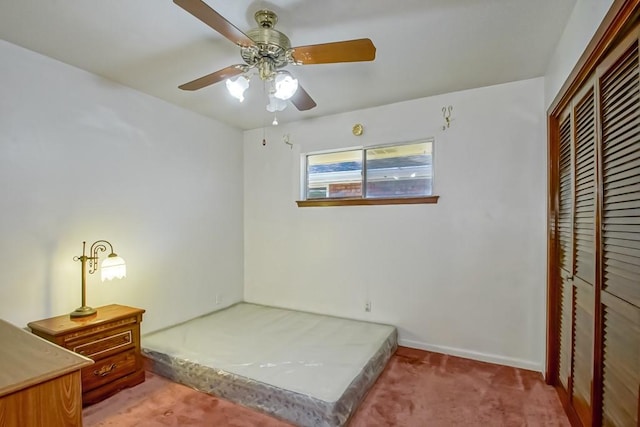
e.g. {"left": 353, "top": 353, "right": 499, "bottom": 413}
{"left": 215, "top": 294, "right": 221, "bottom": 305}
{"left": 365, "top": 301, "right": 371, "bottom": 312}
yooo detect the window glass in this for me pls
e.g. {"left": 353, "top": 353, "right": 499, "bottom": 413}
{"left": 365, "top": 141, "right": 433, "bottom": 198}
{"left": 306, "top": 150, "right": 362, "bottom": 199}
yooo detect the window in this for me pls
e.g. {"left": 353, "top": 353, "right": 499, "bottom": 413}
{"left": 306, "top": 149, "right": 363, "bottom": 199}
{"left": 299, "top": 140, "right": 437, "bottom": 207}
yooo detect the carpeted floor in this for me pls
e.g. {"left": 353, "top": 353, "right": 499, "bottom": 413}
{"left": 83, "top": 347, "right": 569, "bottom": 426}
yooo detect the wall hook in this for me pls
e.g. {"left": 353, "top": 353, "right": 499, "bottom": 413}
{"left": 442, "top": 105, "right": 453, "bottom": 130}
{"left": 283, "top": 134, "right": 293, "bottom": 149}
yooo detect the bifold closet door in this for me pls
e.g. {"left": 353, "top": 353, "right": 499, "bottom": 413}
{"left": 597, "top": 29, "right": 640, "bottom": 427}
{"left": 556, "top": 81, "right": 598, "bottom": 426}
{"left": 558, "top": 113, "right": 574, "bottom": 394}
{"left": 572, "top": 83, "right": 598, "bottom": 426}
{"left": 549, "top": 9, "right": 640, "bottom": 427}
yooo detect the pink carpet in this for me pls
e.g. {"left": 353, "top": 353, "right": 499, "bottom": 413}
{"left": 349, "top": 347, "right": 569, "bottom": 426}
{"left": 84, "top": 347, "right": 569, "bottom": 426}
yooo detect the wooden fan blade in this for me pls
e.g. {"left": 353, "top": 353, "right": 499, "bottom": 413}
{"left": 178, "top": 65, "right": 244, "bottom": 91}
{"left": 291, "top": 38, "right": 376, "bottom": 64}
{"left": 290, "top": 84, "right": 317, "bottom": 111}
{"left": 173, "top": 0, "right": 254, "bottom": 47}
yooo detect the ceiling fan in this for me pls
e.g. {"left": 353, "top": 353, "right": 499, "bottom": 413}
{"left": 173, "top": 0, "right": 376, "bottom": 113}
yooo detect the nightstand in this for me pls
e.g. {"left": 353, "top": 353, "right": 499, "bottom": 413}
{"left": 28, "top": 304, "right": 145, "bottom": 406}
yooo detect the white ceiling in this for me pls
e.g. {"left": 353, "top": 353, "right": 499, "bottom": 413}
{"left": 0, "top": 0, "right": 576, "bottom": 130}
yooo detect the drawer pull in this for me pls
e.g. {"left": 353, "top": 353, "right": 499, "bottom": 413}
{"left": 94, "top": 363, "right": 117, "bottom": 377}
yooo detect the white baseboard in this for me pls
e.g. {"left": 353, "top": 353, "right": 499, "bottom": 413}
{"left": 398, "top": 339, "right": 543, "bottom": 373}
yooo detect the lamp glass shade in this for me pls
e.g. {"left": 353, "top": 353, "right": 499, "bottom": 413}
{"left": 273, "top": 72, "right": 298, "bottom": 100}
{"left": 101, "top": 255, "right": 126, "bottom": 281}
{"left": 225, "top": 75, "right": 250, "bottom": 102}
{"left": 266, "top": 94, "right": 287, "bottom": 112}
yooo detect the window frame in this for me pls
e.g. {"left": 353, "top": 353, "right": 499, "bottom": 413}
{"left": 297, "top": 139, "right": 439, "bottom": 207}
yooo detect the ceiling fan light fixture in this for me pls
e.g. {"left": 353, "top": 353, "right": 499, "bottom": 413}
{"left": 173, "top": 3, "right": 375, "bottom": 113}
{"left": 267, "top": 94, "right": 287, "bottom": 112}
{"left": 226, "top": 75, "right": 250, "bottom": 102}
{"left": 273, "top": 71, "right": 299, "bottom": 101}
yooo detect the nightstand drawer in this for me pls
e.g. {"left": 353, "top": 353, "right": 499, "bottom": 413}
{"left": 82, "top": 348, "right": 137, "bottom": 392}
{"left": 71, "top": 328, "right": 133, "bottom": 358}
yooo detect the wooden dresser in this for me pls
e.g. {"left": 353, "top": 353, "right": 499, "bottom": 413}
{"left": 28, "top": 304, "right": 145, "bottom": 406}
{"left": 0, "top": 318, "right": 93, "bottom": 426}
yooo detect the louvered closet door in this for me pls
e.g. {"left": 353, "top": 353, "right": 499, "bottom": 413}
{"left": 555, "top": 82, "right": 598, "bottom": 425}
{"left": 572, "top": 84, "right": 598, "bottom": 425}
{"left": 598, "top": 29, "right": 640, "bottom": 427}
{"left": 574, "top": 88, "right": 597, "bottom": 286}
{"left": 557, "top": 112, "right": 574, "bottom": 392}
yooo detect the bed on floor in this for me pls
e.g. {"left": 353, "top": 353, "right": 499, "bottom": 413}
{"left": 142, "top": 303, "right": 397, "bottom": 427}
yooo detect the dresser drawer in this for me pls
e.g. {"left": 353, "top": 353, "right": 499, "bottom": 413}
{"left": 68, "top": 326, "right": 135, "bottom": 358}
{"left": 82, "top": 348, "right": 137, "bottom": 392}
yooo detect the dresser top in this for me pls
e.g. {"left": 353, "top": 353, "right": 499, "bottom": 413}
{"left": 0, "top": 319, "right": 93, "bottom": 397}
{"left": 28, "top": 304, "right": 145, "bottom": 336}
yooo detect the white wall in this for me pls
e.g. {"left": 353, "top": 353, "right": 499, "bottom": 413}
{"left": 1, "top": 0, "right": 610, "bottom": 370}
{"left": 244, "top": 77, "right": 547, "bottom": 371}
{"left": 545, "top": 0, "right": 614, "bottom": 108}
{"left": 0, "top": 40, "right": 244, "bottom": 333}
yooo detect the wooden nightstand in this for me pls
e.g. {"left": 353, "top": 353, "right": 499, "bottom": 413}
{"left": 28, "top": 304, "right": 145, "bottom": 406}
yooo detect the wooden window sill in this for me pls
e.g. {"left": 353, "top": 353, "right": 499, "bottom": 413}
{"left": 296, "top": 196, "right": 439, "bottom": 207}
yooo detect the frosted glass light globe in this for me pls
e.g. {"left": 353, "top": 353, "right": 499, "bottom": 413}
{"left": 101, "top": 254, "right": 127, "bottom": 281}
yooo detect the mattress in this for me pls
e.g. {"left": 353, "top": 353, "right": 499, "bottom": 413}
{"left": 142, "top": 303, "right": 397, "bottom": 427}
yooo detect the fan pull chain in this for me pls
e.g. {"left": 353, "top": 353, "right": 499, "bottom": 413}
{"left": 262, "top": 82, "right": 268, "bottom": 146}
